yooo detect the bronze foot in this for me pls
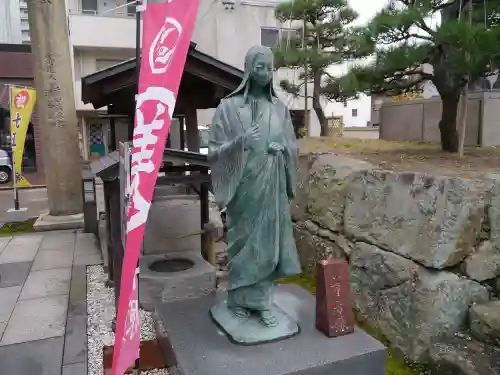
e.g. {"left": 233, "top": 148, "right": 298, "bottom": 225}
{"left": 259, "top": 309, "right": 278, "bottom": 327}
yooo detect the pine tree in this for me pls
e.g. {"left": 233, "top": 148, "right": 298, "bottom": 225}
{"left": 273, "top": 0, "right": 361, "bottom": 136}
{"left": 326, "top": 0, "right": 500, "bottom": 152}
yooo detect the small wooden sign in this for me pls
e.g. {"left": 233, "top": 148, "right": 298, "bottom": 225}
{"left": 315, "top": 259, "right": 355, "bottom": 337}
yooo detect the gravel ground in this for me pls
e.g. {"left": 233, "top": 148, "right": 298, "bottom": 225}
{"left": 87, "top": 265, "right": 168, "bottom": 375}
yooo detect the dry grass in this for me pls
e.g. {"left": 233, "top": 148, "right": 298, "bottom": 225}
{"left": 298, "top": 137, "right": 500, "bottom": 179}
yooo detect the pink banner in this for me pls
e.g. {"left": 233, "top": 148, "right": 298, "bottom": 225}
{"left": 112, "top": 1, "right": 200, "bottom": 374}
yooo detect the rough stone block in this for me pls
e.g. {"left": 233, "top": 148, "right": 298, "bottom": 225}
{"left": 429, "top": 335, "right": 500, "bottom": 375}
{"left": 139, "top": 251, "right": 216, "bottom": 311}
{"left": 308, "top": 153, "right": 374, "bottom": 232}
{"left": 470, "top": 300, "right": 500, "bottom": 345}
{"left": 155, "top": 284, "right": 386, "bottom": 375}
{"left": 344, "top": 171, "right": 486, "bottom": 269}
{"left": 349, "top": 242, "right": 489, "bottom": 361}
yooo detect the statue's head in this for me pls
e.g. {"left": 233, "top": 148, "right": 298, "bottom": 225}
{"left": 227, "top": 45, "right": 277, "bottom": 101}
{"left": 245, "top": 45, "right": 274, "bottom": 89}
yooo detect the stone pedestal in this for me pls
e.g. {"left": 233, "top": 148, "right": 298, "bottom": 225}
{"left": 154, "top": 284, "right": 386, "bottom": 375}
{"left": 34, "top": 212, "right": 84, "bottom": 231}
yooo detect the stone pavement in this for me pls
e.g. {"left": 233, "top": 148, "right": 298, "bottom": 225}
{"left": 0, "top": 230, "right": 102, "bottom": 375}
{"left": 0, "top": 185, "right": 105, "bottom": 225}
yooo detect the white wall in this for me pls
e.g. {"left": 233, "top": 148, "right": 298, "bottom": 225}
{"left": 193, "top": 0, "right": 321, "bottom": 135}
{"left": 327, "top": 94, "right": 372, "bottom": 127}
{"left": 73, "top": 48, "right": 135, "bottom": 111}
{"left": 324, "top": 57, "right": 376, "bottom": 128}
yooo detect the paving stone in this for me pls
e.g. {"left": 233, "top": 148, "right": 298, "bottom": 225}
{"left": 20, "top": 268, "right": 71, "bottom": 300}
{"left": 0, "top": 336, "right": 63, "bottom": 375}
{"left": 0, "top": 243, "right": 39, "bottom": 264}
{"left": 63, "top": 266, "right": 87, "bottom": 366}
{"left": 73, "top": 233, "right": 102, "bottom": 266}
{"left": 40, "top": 233, "right": 76, "bottom": 252}
{"left": 1, "top": 295, "right": 68, "bottom": 345}
{"left": 62, "top": 362, "right": 86, "bottom": 375}
{"left": 0, "top": 286, "right": 22, "bottom": 322}
{"left": 0, "top": 237, "right": 12, "bottom": 255}
{"left": 8, "top": 234, "right": 43, "bottom": 247}
{"left": 0, "top": 261, "right": 32, "bottom": 287}
{"left": 32, "top": 249, "right": 74, "bottom": 271}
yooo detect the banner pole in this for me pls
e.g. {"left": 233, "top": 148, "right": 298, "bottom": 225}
{"left": 133, "top": 1, "right": 143, "bottom": 373}
{"left": 8, "top": 86, "right": 20, "bottom": 210}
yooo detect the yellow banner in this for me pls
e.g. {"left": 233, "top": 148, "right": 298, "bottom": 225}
{"left": 10, "top": 86, "right": 36, "bottom": 187}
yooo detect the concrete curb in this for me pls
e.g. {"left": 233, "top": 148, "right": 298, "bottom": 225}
{"left": 0, "top": 181, "right": 104, "bottom": 191}
{"left": 0, "top": 185, "right": 46, "bottom": 191}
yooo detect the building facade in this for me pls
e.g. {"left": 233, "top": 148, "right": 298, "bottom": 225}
{"left": 67, "top": 0, "right": 324, "bottom": 146}
{"left": 0, "top": 0, "right": 30, "bottom": 44}
{"left": 3, "top": 0, "right": 327, "bottom": 163}
{"left": 0, "top": 44, "right": 43, "bottom": 176}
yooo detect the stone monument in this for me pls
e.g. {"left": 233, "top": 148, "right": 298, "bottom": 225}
{"left": 316, "top": 259, "right": 354, "bottom": 337}
{"left": 208, "top": 45, "right": 302, "bottom": 344}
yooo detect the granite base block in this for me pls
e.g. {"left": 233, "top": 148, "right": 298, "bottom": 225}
{"left": 154, "top": 284, "right": 386, "bottom": 375}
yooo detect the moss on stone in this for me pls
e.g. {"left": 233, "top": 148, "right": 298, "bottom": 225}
{"left": 278, "top": 273, "right": 429, "bottom": 375}
{"left": 0, "top": 218, "right": 36, "bottom": 237}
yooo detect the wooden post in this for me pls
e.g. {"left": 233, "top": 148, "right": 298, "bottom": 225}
{"left": 458, "top": 0, "right": 473, "bottom": 157}
{"left": 204, "top": 222, "right": 217, "bottom": 267}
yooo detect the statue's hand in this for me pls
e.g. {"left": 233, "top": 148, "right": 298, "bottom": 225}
{"left": 268, "top": 142, "right": 284, "bottom": 154}
{"left": 244, "top": 125, "right": 260, "bottom": 148}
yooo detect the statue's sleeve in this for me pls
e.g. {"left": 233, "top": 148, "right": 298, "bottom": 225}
{"left": 208, "top": 101, "right": 247, "bottom": 209}
{"left": 283, "top": 107, "right": 298, "bottom": 200}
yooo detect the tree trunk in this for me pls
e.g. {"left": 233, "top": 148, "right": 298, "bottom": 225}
{"left": 439, "top": 93, "right": 460, "bottom": 153}
{"left": 313, "top": 71, "right": 328, "bottom": 136}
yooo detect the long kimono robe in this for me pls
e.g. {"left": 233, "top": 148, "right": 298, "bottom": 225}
{"left": 208, "top": 56, "right": 301, "bottom": 311}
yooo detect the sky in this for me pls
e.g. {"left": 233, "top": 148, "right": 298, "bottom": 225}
{"left": 349, "top": 0, "right": 389, "bottom": 25}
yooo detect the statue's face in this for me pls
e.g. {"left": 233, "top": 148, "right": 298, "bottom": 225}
{"left": 251, "top": 53, "right": 273, "bottom": 88}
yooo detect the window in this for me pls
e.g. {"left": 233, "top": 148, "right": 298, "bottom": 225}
{"left": 352, "top": 108, "right": 358, "bottom": 117}
{"left": 127, "top": 2, "right": 136, "bottom": 16}
{"left": 81, "top": 0, "right": 98, "bottom": 12}
{"left": 343, "top": 101, "right": 347, "bottom": 107}
{"left": 261, "top": 28, "right": 279, "bottom": 48}
{"left": 260, "top": 27, "right": 297, "bottom": 48}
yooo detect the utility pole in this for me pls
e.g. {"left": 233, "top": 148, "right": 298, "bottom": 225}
{"left": 27, "top": 0, "right": 83, "bottom": 216}
{"left": 458, "top": 0, "right": 473, "bottom": 157}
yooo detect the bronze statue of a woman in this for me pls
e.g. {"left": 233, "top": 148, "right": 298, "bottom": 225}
{"left": 208, "top": 45, "right": 301, "bottom": 344}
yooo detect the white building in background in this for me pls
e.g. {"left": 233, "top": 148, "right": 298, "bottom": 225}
{"left": 325, "top": 58, "right": 375, "bottom": 128}
{"left": 0, "top": 0, "right": 30, "bottom": 44}
{"left": 2, "top": 0, "right": 326, "bottom": 159}
{"left": 192, "top": 0, "right": 323, "bottom": 136}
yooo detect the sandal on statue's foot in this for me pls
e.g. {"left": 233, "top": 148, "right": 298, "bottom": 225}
{"left": 259, "top": 309, "right": 278, "bottom": 327}
{"left": 229, "top": 305, "right": 250, "bottom": 319}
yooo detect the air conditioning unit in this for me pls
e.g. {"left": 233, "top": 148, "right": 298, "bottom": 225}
{"left": 221, "top": 0, "right": 235, "bottom": 10}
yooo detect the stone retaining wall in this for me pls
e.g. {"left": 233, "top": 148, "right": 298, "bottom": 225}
{"left": 293, "top": 153, "right": 500, "bottom": 374}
